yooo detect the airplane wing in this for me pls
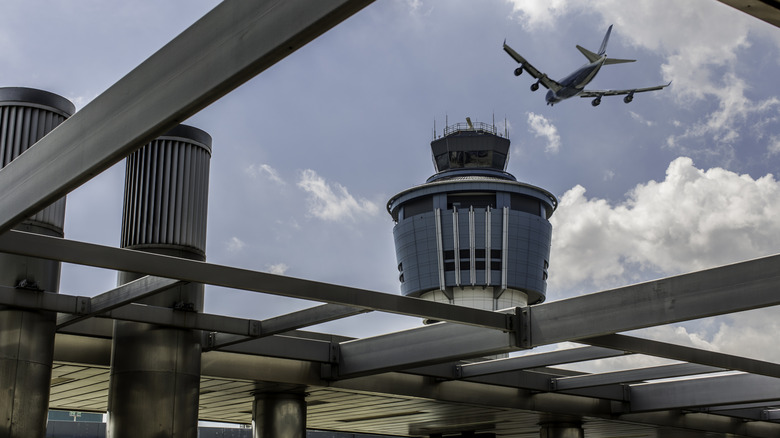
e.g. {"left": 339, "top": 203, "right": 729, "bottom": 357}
{"left": 503, "top": 41, "right": 562, "bottom": 92}
{"left": 579, "top": 82, "right": 671, "bottom": 98}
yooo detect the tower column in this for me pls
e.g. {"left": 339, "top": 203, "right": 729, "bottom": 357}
{"left": 252, "top": 392, "right": 307, "bottom": 438}
{"left": 107, "top": 125, "right": 211, "bottom": 438}
{"left": 0, "top": 87, "right": 74, "bottom": 437}
{"left": 539, "top": 422, "right": 584, "bottom": 438}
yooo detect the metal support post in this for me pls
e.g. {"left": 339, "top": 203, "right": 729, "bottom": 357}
{"left": 107, "top": 125, "right": 211, "bottom": 438}
{"left": 252, "top": 392, "right": 307, "bottom": 438}
{"left": 0, "top": 87, "right": 73, "bottom": 437}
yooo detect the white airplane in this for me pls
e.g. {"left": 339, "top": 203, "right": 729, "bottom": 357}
{"left": 503, "top": 25, "right": 670, "bottom": 106}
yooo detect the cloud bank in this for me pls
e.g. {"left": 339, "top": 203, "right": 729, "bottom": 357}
{"left": 549, "top": 157, "right": 780, "bottom": 294}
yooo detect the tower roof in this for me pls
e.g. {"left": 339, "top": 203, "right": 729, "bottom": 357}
{"left": 429, "top": 119, "right": 512, "bottom": 182}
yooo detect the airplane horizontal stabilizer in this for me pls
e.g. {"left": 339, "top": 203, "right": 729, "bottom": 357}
{"left": 576, "top": 45, "right": 600, "bottom": 63}
{"left": 604, "top": 57, "right": 636, "bottom": 65}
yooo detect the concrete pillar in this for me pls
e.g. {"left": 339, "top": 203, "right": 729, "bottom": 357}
{"left": 539, "top": 422, "right": 584, "bottom": 438}
{"left": 107, "top": 125, "right": 211, "bottom": 438}
{"left": 252, "top": 392, "right": 307, "bottom": 438}
{"left": 0, "top": 87, "right": 74, "bottom": 437}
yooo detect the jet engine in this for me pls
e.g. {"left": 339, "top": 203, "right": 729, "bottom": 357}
{"left": 530, "top": 82, "right": 540, "bottom": 91}
{"left": 624, "top": 92, "right": 634, "bottom": 104}
{"left": 514, "top": 67, "right": 523, "bottom": 76}
{"left": 591, "top": 97, "right": 602, "bottom": 107}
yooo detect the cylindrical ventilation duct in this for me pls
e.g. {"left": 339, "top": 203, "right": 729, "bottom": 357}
{"left": 0, "top": 87, "right": 75, "bottom": 437}
{"left": 107, "top": 124, "right": 211, "bottom": 438}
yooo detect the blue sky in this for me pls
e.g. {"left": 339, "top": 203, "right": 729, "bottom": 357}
{"left": 3, "top": 0, "right": 780, "bottom": 367}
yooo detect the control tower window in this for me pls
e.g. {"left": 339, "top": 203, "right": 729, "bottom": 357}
{"left": 436, "top": 151, "right": 499, "bottom": 170}
{"left": 492, "top": 152, "right": 507, "bottom": 170}
{"left": 511, "top": 194, "right": 542, "bottom": 216}
{"left": 447, "top": 193, "right": 496, "bottom": 210}
{"left": 403, "top": 196, "right": 432, "bottom": 218}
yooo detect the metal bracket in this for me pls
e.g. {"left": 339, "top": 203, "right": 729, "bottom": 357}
{"left": 453, "top": 364, "right": 463, "bottom": 379}
{"left": 516, "top": 306, "right": 532, "bottom": 349}
{"left": 205, "top": 332, "right": 217, "bottom": 349}
{"left": 248, "top": 320, "right": 262, "bottom": 337}
{"left": 75, "top": 296, "right": 91, "bottom": 315}
{"left": 320, "top": 342, "right": 342, "bottom": 381}
{"left": 173, "top": 301, "right": 196, "bottom": 312}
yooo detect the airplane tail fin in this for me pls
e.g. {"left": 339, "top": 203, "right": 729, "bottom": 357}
{"left": 598, "top": 24, "right": 613, "bottom": 56}
{"left": 577, "top": 25, "right": 636, "bottom": 65}
{"left": 576, "top": 45, "right": 601, "bottom": 63}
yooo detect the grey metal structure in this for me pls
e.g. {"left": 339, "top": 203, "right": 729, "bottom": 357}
{"left": 0, "top": 1, "right": 779, "bottom": 438}
{"left": 0, "top": 87, "right": 74, "bottom": 437}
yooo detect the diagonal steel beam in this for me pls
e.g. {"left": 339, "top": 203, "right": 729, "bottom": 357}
{"left": 584, "top": 334, "right": 780, "bottom": 379}
{"left": 0, "top": 230, "right": 511, "bottom": 330}
{"left": 205, "top": 303, "right": 368, "bottom": 350}
{"left": 551, "top": 362, "right": 722, "bottom": 391}
{"left": 456, "top": 346, "right": 628, "bottom": 379}
{"left": 629, "top": 373, "right": 780, "bottom": 412}
{"left": 0, "top": 0, "right": 374, "bottom": 235}
{"left": 527, "top": 252, "right": 780, "bottom": 346}
{"left": 56, "top": 275, "right": 183, "bottom": 328}
{"left": 332, "top": 322, "right": 518, "bottom": 379}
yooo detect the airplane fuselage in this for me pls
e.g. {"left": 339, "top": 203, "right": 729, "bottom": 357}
{"left": 503, "top": 25, "right": 669, "bottom": 107}
{"left": 545, "top": 57, "right": 606, "bottom": 105}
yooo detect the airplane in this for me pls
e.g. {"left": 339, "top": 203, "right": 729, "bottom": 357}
{"left": 503, "top": 25, "right": 670, "bottom": 106}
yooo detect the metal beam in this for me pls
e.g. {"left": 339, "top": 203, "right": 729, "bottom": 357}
{"left": 0, "top": 0, "right": 375, "bottom": 235}
{"left": 456, "top": 346, "right": 627, "bottom": 379}
{"left": 205, "top": 303, "right": 368, "bottom": 350}
{"left": 629, "top": 373, "right": 780, "bottom": 412}
{"left": 0, "top": 285, "right": 83, "bottom": 314}
{"left": 527, "top": 253, "right": 780, "bottom": 346}
{"left": 552, "top": 363, "right": 722, "bottom": 391}
{"left": 56, "top": 275, "right": 182, "bottom": 328}
{"left": 584, "top": 334, "right": 780, "bottom": 379}
{"left": 0, "top": 230, "right": 511, "bottom": 330}
{"left": 333, "top": 322, "right": 517, "bottom": 379}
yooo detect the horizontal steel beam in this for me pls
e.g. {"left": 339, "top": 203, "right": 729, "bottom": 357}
{"left": 528, "top": 252, "right": 780, "bottom": 346}
{"left": 552, "top": 363, "right": 722, "bottom": 391}
{"left": 0, "top": 0, "right": 374, "bottom": 235}
{"left": 205, "top": 303, "right": 368, "bottom": 350}
{"left": 456, "top": 346, "right": 627, "bottom": 379}
{"left": 630, "top": 373, "right": 780, "bottom": 412}
{"left": 584, "top": 334, "right": 780, "bottom": 379}
{"left": 0, "top": 230, "right": 511, "bottom": 330}
{"left": 56, "top": 275, "right": 183, "bottom": 328}
{"left": 0, "top": 284, "right": 83, "bottom": 314}
{"left": 333, "top": 322, "right": 517, "bottom": 379}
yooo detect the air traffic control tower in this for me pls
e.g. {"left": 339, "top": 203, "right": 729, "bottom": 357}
{"left": 388, "top": 119, "right": 557, "bottom": 312}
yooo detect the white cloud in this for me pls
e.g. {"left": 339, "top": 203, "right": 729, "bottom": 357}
{"left": 266, "top": 263, "right": 289, "bottom": 276}
{"left": 549, "top": 156, "right": 780, "bottom": 294}
{"left": 602, "top": 169, "right": 615, "bottom": 181}
{"left": 226, "top": 237, "right": 246, "bottom": 252}
{"left": 246, "top": 163, "right": 286, "bottom": 185}
{"left": 297, "top": 169, "right": 379, "bottom": 222}
{"left": 505, "top": 0, "right": 570, "bottom": 29}
{"left": 526, "top": 112, "right": 561, "bottom": 154}
{"left": 766, "top": 136, "right": 780, "bottom": 157}
{"left": 629, "top": 111, "right": 655, "bottom": 127}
